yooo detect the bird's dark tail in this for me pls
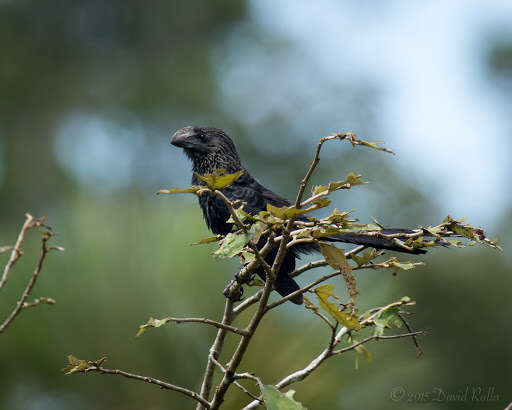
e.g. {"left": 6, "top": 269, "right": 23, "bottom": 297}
{"left": 274, "top": 274, "right": 303, "bottom": 304}
{"left": 325, "top": 228, "right": 429, "bottom": 255}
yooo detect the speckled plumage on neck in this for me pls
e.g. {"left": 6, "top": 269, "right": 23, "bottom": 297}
{"left": 179, "top": 127, "right": 243, "bottom": 185}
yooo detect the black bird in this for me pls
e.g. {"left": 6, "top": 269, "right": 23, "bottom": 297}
{"left": 170, "top": 126, "right": 425, "bottom": 305}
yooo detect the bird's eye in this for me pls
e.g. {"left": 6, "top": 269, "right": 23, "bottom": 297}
{"left": 198, "top": 133, "right": 207, "bottom": 141}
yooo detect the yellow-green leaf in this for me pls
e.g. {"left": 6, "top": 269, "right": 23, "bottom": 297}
{"left": 385, "top": 257, "right": 424, "bottom": 270}
{"left": 63, "top": 355, "right": 89, "bottom": 375}
{"left": 344, "top": 172, "right": 366, "bottom": 186}
{"left": 344, "top": 134, "right": 395, "bottom": 154}
{"left": 195, "top": 169, "right": 244, "bottom": 190}
{"left": 312, "top": 173, "right": 367, "bottom": 196}
{"left": 62, "top": 355, "right": 107, "bottom": 374}
{"left": 319, "top": 243, "right": 358, "bottom": 305}
{"left": 303, "top": 295, "right": 318, "bottom": 311}
{"left": 312, "top": 185, "right": 329, "bottom": 195}
{"left": 156, "top": 186, "right": 201, "bottom": 195}
{"left": 266, "top": 204, "right": 309, "bottom": 219}
{"left": 136, "top": 317, "right": 171, "bottom": 337}
{"left": 326, "top": 208, "right": 351, "bottom": 225}
{"left": 352, "top": 339, "right": 372, "bottom": 370}
{"left": 351, "top": 249, "right": 382, "bottom": 266}
{"left": 314, "top": 285, "right": 361, "bottom": 330}
{"left": 190, "top": 235, "right": 223, "bottom": 246}
{"left": 88, "top": 357, "right": 107, "bottom": 367}
{"left": 248, "top": 278, "right": 265, "bottom": 287}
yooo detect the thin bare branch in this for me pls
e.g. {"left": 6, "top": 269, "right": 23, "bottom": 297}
{"left": 294, "top": 133, "right": 355, "bottom": 208}
{"left": 290, "top": 246, "right": 366, "bottom": 279}
{"left": 332, "top": 331, "right": 425, "bottom": 355}
{"left": 233, "top": 290, "right": 263, "bottom": 317}
{"left": 0, "top": 232, "right": 53, "bottom": 334}
{"left": 311, "top": 308, "right": 335, "bottom": 329}
{"left": 85, "top": 365, "right": 210, "bottom": 408}
{"left": 209, "top": 355, "right": 263, "bottom": 404}
{"left": 397, "top": 312, "right": 424, "bottom": 358}
{"left": 159, "top": 316, "right": 248, "bottom": 336}
{"left": 290, "top": 260, "right": 328, "bottom": 278}
{"left": 266, "top": 269, "right": 342, "bottom": 310}
{"left": 222, "top": 235, "right": 274, "bottom": 303}
{"left": 0, "top": 213, "right": 35, "bottom": 291}
{"left": 196, "top": 299, "right": 234, "bottom": 410}
{"left": 209, "top": 249, "right": 279, "bottom": 409}
{"left": 204, "top": 189, "right": 247, "bottom": 232}
{"left": 22, "top": 297, "right": 56, "bottom": 310}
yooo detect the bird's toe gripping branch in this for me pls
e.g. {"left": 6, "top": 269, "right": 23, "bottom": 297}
{"left": 222, "top": 267, "right": 257, "bottom": 302}
{"left": 223, "top": 278, "right": 244, "bottom": 302}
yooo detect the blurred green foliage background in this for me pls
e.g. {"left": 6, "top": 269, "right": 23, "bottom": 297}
{"left": 0, "top": 1, "right": 511, "bottom": 409}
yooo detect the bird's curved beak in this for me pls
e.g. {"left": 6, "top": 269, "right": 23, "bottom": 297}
{"left": 170, "top": 126, "right": 196, "bottom": 148}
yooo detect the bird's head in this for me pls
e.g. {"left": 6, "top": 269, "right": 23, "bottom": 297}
{"left": 170, "top": 126, "right": 242, "bottom": 173}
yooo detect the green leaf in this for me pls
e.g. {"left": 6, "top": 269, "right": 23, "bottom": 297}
{"left": 156, "top": 187, "right": 201, "bottom": 195}
{"left": 213, "top": 222, "right": 265, "bottom": 259}
{"left": 373, "top": 306, "right": 402, "bottom": 337}
{"left": 241, "top": 251, "right": 255, "bottom": 263}
{"left": 259, "top": 383, "right": 307, "bottom": 410}
{"left": 313, "top": 285, "right": 361, "bottom": 330}
{"left": 136, "top": 317, "right": 171, "bottom": 337}
{"left": 195, "top": 169, "right": 244, "bottom": 190}
{"left": 319, "top": 243, "right": 358, "bottom": 305}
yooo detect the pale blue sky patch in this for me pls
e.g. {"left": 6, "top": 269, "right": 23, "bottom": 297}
{"left": 216, "top": 0, "right": 512, "bottom": 228}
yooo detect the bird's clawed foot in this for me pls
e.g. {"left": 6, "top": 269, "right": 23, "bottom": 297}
{"left": 223, "top": 278, "right": 244, "bottom": 302}
{"left": 234, "top": 269, "right": 255, "bottom": 285}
